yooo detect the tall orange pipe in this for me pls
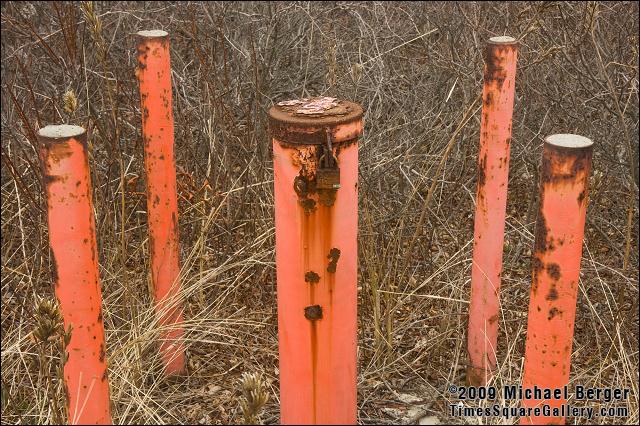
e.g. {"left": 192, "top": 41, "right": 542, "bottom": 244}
{"left": 520, "top": 134, "right": 594, "bottom": 425}
{"left": 136, "top": 30, "right": 185, "bottom": 375}
{"left": 467, "top": 36, "right": 518, "bottom": 386}
{"left": 269, "top": 98, "right": 363, "bottom": 424}
{"left": 38, "top": 125, "right": 112, "bottom": 425}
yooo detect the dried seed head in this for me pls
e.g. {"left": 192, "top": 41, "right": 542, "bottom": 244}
{"left": 351, "top": 63, "right": 363, "bottom": 85}
{"left": 81, "top": 2, "right": 107, "bottom": 61}
{"left": 32, "top": 297, "right": 64, "bottom": 344}
{"left": 63, "top": 89, "right": 78, "bottom": 114}
{"left": 238, "top": 372, "right": 270, "bottom": 425}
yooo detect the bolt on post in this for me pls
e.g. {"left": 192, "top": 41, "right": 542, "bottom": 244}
{"left": 520, "top": 134, "right": 594, "bottom": 425}
{"left": 39, "top": 125, "right": 112, "bottom": 425}
{"left": 268, "top": 97, "right": 363, "bottom": 424}
{"left": 467, "top": 36, "right": 518, "bottom": 386}
{"left": 136, "top": 30, "right": 185, "bottom": 376}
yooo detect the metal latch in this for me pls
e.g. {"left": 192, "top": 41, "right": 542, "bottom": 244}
{"left": 316, "top": 129, "right": 341, "bottom": 190}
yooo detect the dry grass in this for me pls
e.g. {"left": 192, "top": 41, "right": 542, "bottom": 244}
{"left": 1, "top": 1, "right": 638, "bottom": 424}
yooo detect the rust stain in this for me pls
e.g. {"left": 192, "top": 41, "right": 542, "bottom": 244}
{"left": 305, "top": 271, "right": 320, "bottom": 284}
{"left": 43, "top": 174, "right": 64, "bottom": 185}
{"left": 45, "top": 140, "right": 75, "bottom": 163}
{"left": 483, "top": 44, "right": 514, "bottom": 90}
{"left": 477, "top": 153, "right": 487, "bottom": 188}
{"left": 301, "top": 198, "right": 317, "bottom": 215}
{"left": 546, "top": 263, "right": 561, "bottom": 281}
{"left": 483, "top": 90, "right": 494, "bottom": 108}
{"left": 293, "top": 172, "right": 313, "bottom": 196}
{"left": 327, "top": 248, "right": 341, "bottom": 273}
{"left": 299, "top": 200, "right": 318, "bottom": 423}
{"left": 305, "top": 305, "right": 323, "bottom": 320}
{"left": 546, "top": 283, "right": 559, "bottom": 301}
{"left": 310, "top": 321, "right": 318, "bottom": 423}
{"left": 540, "top": 145, "right": 592, "bottom": 186}
{"left": 548, "top": 307, "right": 562, "bottom": 320}
{"left": 577, "top": 189, "right": 586, "bottom": 205}
{"left": 317, "top": 188, "right": 337, "bottom": 207}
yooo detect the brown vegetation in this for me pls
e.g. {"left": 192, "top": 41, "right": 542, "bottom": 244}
{"left": 1, "top": 1, "right": 638, "bottom": 424}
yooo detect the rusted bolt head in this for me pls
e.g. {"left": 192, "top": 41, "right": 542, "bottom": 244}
{"left": 304, "top": 305, "right": 323, "bottom": 320}
{"left": 268, "top": 97, "right": 364, "bottom": 145}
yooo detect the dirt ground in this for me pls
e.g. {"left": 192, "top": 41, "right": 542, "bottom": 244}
{"left": 1, "top": 1, "right": 638, "bottom": 424}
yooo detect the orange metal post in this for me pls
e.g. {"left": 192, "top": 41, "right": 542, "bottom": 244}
{"left": 136, "top": 30, "right": 185, "bottom": 375}
{"left": 520, "top": 135, "right": 594, "bottom": 425}
{"left": 467, "top": 36, "right": 518, "bottom": 386}
{"left": 38, "top": 125, "right": 112, "bottom": 425}
{"left": 268, "top": 97, "right": 363, "bottom": 424}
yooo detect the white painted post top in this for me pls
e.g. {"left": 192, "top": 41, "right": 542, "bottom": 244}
{"left": 38, "top": 124, "right": 86, "bottom": 139}
{"left": 488, "top": 36, "right": 517, "bottom": 44}
{"left": 545, "top": 134, "right": 594, "bottom": 149}
{"left": 137, "top": 30, "right": 168, "bottom": 38}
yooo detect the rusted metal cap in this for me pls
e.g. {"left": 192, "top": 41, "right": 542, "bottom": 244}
{"left": 268, "top": 97, "right": 364, "bottom": 145}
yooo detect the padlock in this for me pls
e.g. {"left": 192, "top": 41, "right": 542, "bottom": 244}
{"left": 316, "top": 152, "right": 341, "bottom": 190}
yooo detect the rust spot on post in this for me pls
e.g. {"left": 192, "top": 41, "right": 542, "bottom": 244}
{"left": 301, "top": 198, "right": 317, "bottom": 215}
{"left": 546, "top": 284, "right": 559, "bottom": 301}
{"left": 305, "top": 305, "right": 323, "bottom": 320}
{"left": 546, "top": 263, "right": 561, "bottom": 281}
{"left": 305, "top": 271, "right": 320, "bottom": 284}
{"left": 327, "top": 248, "right": 341, "bottom": 273}
{"left": 534, "top": 212, "right": 552, "bottom": 253}
{"left": 548, "top": 307, "right": 562, "bottom": 320}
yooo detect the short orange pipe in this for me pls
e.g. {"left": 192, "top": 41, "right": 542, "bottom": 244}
{"left": 467, "top": 36, "right": 518, "bottom": 386}
{"left": 38, "top": 125, "right": 112, "bottom": 425}
{"left": 269, "top": 98, "right": 363, "bottom": 424}
{"left": 520, "top": 134, "right": 594, "bottom": 425}
{"left": 136, "top": 30, "right": 185, "bottom": 375}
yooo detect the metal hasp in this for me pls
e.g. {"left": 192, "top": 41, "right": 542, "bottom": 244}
{"left": 467, "top": 36, "right": 518, "bottom": 386}
{"left": 268, "top": 97, "right": 363, "bottom": 424}
{"left": 38, "top": 125, "right": 112, "bottom": 424}
{"left": 520, "top": 134, "right": 594, "bottom": 425}
{"left": 136, "top": 29, "right": 186, "bottom": 376}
